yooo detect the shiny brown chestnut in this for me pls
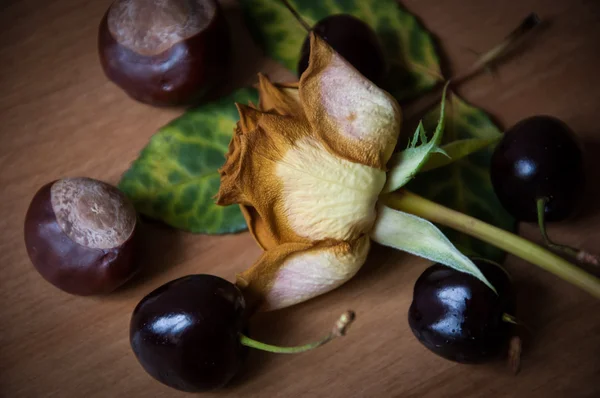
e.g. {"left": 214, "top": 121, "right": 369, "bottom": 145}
{"left": 98, "top": 0, "right": 231, "bottom": 106}
{"left": 24, "top": 177, "right": 139, "bottom": 295}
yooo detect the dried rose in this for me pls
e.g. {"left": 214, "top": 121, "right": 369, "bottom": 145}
{"left": 217, "top": 33, "right": 492, "bottom": 311}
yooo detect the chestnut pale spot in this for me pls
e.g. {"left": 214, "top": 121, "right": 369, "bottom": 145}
{"left": 108, "top": 0, "right": 217, "bottom": 55}
{"left": 50, "top": 178, "right": 137, "bottom": 250}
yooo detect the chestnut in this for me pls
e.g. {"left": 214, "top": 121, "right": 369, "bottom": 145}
{"left": 98, "top": 0, "right": 231, "bottom": 106}
{"left": 24, "top": 177, "right": 139, "bottom": 296}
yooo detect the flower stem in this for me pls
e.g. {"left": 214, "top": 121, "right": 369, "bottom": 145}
{"left": 502, "top": 313, "right": 533, "bottom": 335}
{"left": 382, "top": 190, "right": 600, "bottom": 299}
{"left": 536, "top": 197, "right": 599, "bottom": 266}
{"left": 239, "top": 311, "right": 355, "bottom": 354}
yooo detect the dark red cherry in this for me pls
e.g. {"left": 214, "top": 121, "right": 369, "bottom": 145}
{"left": 129, "top": 274, "right": 246, "bottom": 392}
{"left": 297, "top": 14, "right": 387, "bottom": 84}
{"left": 408, "top": 259, "right": 516, "bottom": 364}
{"left": 490, "top": 115, "right": 585, "bottom": 222}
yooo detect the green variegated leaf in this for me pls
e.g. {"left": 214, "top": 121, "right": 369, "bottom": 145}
{"left": 118, "top": 88, "right": 259, "bottom": 234}
{"left": 240, "top": 0, "right": 443, "bottom": 100}
{"left": 371, "top": 205, "right": 496, "bottom": 292}
{"left": 406, "top": 93, "right": 516, "bottom": 262}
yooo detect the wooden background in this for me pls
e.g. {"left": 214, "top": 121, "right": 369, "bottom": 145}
{"left": 1, "top": 0, "right": 599, "bottom": 396}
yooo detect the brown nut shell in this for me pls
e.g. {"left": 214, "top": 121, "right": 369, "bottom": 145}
{"left": 24, "top": 178, "right": 139, "bottom": 296}
{"left": 97, "top": 0, "right": 231, "bottom": 106}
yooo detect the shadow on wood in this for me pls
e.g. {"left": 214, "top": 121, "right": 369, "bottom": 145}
{"left": 573, "top": 139, "right": 600, "bottom": 221}
{"left": 113, "top": 218, "right": 186, "bottom": 295}
{"left": 509, "top": 265, "right": 553, "bottom": 353}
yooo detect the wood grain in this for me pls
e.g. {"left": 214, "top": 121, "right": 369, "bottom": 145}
{"left": 1, "top": 0, "right": 599, "bottom": 397}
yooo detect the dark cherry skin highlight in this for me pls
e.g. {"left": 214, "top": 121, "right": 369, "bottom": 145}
{"left": 490, "top": 115, "right": 585, "bottom": 222}
{"left": 24, "top": 178, "right": 139, "bottom": 295}
{"left": 298, "top": 14, "right": 387, "bottom": 85}
{"left": 408, "top": 260, "right": 515, "bottom": 364}
{"left": 129, "top": 274, "right": 246, "bottom": 392}
{"left": 98, "top": 0, "right": 231, "bottom": 106}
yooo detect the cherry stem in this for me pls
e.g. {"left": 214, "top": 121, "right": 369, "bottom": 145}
{"left": 502, "top": 313, "right": 520, "bottom": 325}
{"left": 502, "top": 313, "right": 533, "bottom": 336}
{"left": 239, "top": 311, "right": 355, "bottom": 354}
{"left": 404, "top": 12, "right": 541, "bottom": 120}
{"left": 382, "top": 190, "right": 600, "bottom": 299}
{"left": 280, "top": 0, "right": 312, "bottom": 32}
{"left": 536, "top": 198, "right": 599, "bottom": 266}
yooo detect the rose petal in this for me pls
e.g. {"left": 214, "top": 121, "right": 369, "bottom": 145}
{"left": 257, "top": 74, "right": 302, "bottom": 116}
{"left": 299, "top": 33, "right": 402, "bottom": 170}
{"left": 239, "top": 205, "right": 279, "bottom": 250}
{"left": 217, "top": 102, "right": 384, "bottom": 245}
{"left": 237, "top": 236, "right": 370, "bottom": 311}
{"left": 217, "top": 105, "right": 313, "bottom": 248}
{"left": 276, "top": 135, "right": 385, "bottom": 241}
{"left": 216, "top": 44, "right": 403, "bottom": 311}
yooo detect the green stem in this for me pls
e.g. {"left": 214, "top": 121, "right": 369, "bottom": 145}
{"left": 240, "top": 334, "right": 333, "bottom": 354}
{"left": 239, "top": 311, "right": 355, "bottom": 354}
{"left": 502, "top": 313, "right": 520, "bottom": 325}
{"left": 502, "top": 313, "right": 533, "bottom": 335}
{"left": 536, "top": 198, "right": 599, "bottom": 265}
{"left": 382, "top": 190, "right": 600, "bottom": 299}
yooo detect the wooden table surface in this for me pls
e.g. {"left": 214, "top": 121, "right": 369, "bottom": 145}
{"left": 1, "top": 0, "right": 599, "bottom": 397}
